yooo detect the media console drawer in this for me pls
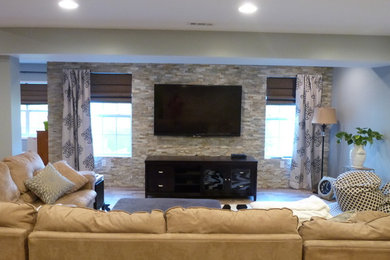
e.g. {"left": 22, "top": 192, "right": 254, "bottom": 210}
{"left": 145, "top": 165, "right": 174, "bottom": 192}
{"left": 145, "top": 155, "right": 258, "bottom": 200}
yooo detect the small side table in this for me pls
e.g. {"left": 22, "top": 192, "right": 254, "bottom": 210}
{"left": 94, "top": 174, "right": 110, "bottom": 211}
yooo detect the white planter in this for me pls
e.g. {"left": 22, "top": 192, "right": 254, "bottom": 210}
{"left": 350, "top": 145, "right": 366, "bottom": 168}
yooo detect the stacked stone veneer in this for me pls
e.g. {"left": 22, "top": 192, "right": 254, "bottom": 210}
{"left": 47, "top": 62, "right": 332, "bottom": 188}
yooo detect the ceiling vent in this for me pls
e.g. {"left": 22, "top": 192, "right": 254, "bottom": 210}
{"left": 188, "top": 22, "right": 213, "bottom": 27}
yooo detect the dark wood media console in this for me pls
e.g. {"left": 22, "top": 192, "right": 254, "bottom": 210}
{"left": 145, "top": 155, "right": 258, "bottom": 200}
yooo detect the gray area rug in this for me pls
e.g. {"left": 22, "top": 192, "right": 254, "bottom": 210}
{"left": 113, "top": 198, "right": 221, "bottom": 213}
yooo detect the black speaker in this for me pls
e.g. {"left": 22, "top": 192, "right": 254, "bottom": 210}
{"left": 231, "top": 153, "right": 247, "bottom": 159}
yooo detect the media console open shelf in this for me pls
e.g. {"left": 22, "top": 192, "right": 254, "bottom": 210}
{"left": 145, "top": 155, "right": 258, "bottom": 200}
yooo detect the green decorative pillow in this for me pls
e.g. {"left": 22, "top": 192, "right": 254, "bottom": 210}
{"left": 24, "top": 163, "right": 75, "bottom": 204}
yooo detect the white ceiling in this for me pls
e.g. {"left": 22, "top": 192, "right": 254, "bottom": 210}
{"left": 1, "top": 0, "right": 390, "bottom": 36}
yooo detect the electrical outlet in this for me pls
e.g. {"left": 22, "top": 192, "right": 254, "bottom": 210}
{"left": 101, "top": 160, "right": 106, "bottom": 167}
{"left": 280, "top": 161, "right": 285, "bottom": 168}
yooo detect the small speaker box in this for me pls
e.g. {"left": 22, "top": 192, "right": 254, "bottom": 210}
{"left": 231, "top": 153, "right": 247, "bottom": 159}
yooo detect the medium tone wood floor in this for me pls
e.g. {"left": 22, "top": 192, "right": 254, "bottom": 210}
{"left": 105, "top": 187, "right": 315, "bottom": 209}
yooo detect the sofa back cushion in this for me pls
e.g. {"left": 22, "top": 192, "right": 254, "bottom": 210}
{"left": 34, "top": 205, "right": 166, "bottom": 234}
{"left": 299, "top": 211, "right": 390, "bottom": 240}
{"left": 3, "top": 152, "right": 45, "bottom": 203}
{"left": 52, "top": 160, "right": 88, "bottom": 193}
{"left": 0, "top": 202, "right": 37, "bottom": 231}
{"left": 166, "top": 207, "right": 298, "bottom": 234}
{"left": 0, "top": 162, "right": 20, "bottom": 202}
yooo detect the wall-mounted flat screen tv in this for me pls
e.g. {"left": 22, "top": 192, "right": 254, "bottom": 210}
{"left": 154, "top": 84, "right": 242, "bottom": 136}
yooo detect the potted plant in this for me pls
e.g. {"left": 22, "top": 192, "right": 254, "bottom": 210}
{"left": 336, "top": 127, "right": 384, "bottom": 168}
{"left": 43, "top": 121, "right": 48, "bottom": 131}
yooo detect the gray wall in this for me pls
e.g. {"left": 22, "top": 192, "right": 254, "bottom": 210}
{"left": 0, "top": 56, "right": 21, "bottom": 158}
{"left": 330, "top": 67, "right": 390, "bottom": 183}
{"left": 48, "top": 62, "right": 332, "bottom": 188}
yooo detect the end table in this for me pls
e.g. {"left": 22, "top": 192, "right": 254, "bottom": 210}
{"left": 94, "top": 174, "right": 110, "bottom": 211}
{"left": 343, "top": 166, "right": 375, "bottom": 172}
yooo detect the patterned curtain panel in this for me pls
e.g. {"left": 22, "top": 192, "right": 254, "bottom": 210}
{"left": 289, "top": 74, "right": 323, "bottom": 190}
{"left": 62, "top": 69, "right": 94, "bottom": 171}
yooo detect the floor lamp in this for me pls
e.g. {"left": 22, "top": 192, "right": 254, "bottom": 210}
{"left": 312, "top": 107, "right": 337, "bottom": 179}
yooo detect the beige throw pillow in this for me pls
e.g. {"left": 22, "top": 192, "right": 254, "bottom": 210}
{"left": 52, "top": 161, "right": 88, "bottom": 193}
{"left": 25, "top": 163, "right": 75, "bottom": 204}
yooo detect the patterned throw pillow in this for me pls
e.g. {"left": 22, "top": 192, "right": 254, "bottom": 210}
{"left": 24, "top": 163, "right": 75, "bottom": 204}
{"left": 334, "top": 170, "right": 390, "bottom": 213}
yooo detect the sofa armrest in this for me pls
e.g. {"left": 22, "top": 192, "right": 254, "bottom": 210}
{"left": 79, "top": 171, "right": 96, "bottom": 190}
{"left": 0, "top": 227, "right": 29, "bottom": 260}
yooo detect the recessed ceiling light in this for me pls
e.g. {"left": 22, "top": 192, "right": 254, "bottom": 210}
{"left": 58, "top": 0, "right": 79, "bottom": 10}
{"left": 238, "top": 3, "right": 258, "bottom": 14}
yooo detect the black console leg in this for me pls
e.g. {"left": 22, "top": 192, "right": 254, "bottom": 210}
{"left": 102, "top": 203, "right": 110, "bottom": 211}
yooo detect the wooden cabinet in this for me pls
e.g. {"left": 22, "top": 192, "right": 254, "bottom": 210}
{"left": 37, "top": 130, "right": 48, "bottom": 165}
{"left": 145, "top": 156, "right": 258, "bottom": 200}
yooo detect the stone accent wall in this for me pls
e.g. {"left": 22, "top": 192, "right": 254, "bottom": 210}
{"left": 48, "top": 63, "right": 332, "bottom": 189}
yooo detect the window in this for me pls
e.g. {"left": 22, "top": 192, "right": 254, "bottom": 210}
{"left": 264, "top": 78, "right": 296, "bottom": 159}
{"left": 264, "top": 105, "right": 296, "bottom": 158}
{"left": 21, "top": 104, "right": 48, "bottom": 138}
{"left": 90, "top": 73, "right": 132, "bottom": 157}
{"left": 20, "top": 84, "right": 48, "bottom": 138}
{"left": 91, "top": 103, "right": 132, "bottom": 157}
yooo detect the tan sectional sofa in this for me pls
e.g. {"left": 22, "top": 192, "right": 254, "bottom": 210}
{"left": 23, "top": 204, "right": 302, "bottom": 260}
{"left": 2, "top": 201, "right": 390, "bottom": 260}
{"left": 0, "top": 151, "right": 96, "bottom": 208}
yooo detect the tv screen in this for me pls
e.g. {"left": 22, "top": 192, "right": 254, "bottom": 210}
{"left": 154, "top": 84, "right": 242, "bottom": 136}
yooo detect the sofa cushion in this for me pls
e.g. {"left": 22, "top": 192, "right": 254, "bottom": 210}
{"left": 34, "top": 205, "right": 166, "bottom": 234}
{"left": 3, "top": 151, "right": 45, "bottom": 203}
{"left": 52, "top": 161, "right": 88, "bottom": 193}
{"left": 349, "top": 210, "right": 390, "bottom": 223}
{"left": 55, "top": 189, "right": 96, "bottom": 208}
{"left": 0, "top": 202, "right": 37, "bottom": 231}
{"left": 24, "top": 163, "right": 75, "bottom": 204}
{"left": 299, "top": 211, "right": 390, "bottom": 240}
{"left": 0, "top": 162, "right": 20, "bottom": 202}
{"left": 166, "top": 207, "right": 298, "bottom": 234}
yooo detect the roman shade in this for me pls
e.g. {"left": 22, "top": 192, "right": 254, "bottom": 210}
{"left": 20, "top": 84, "right": 47, "bottom": 104}
{"left": 90, "top": 73, "right": 132, "bottom": 103}
{"left": 266, "top": 77, "right": 296, "bottom": 105}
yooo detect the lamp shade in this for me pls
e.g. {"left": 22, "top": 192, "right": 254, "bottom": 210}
{"left": 312, "top": 107, "right": 337, "bottom": 125}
